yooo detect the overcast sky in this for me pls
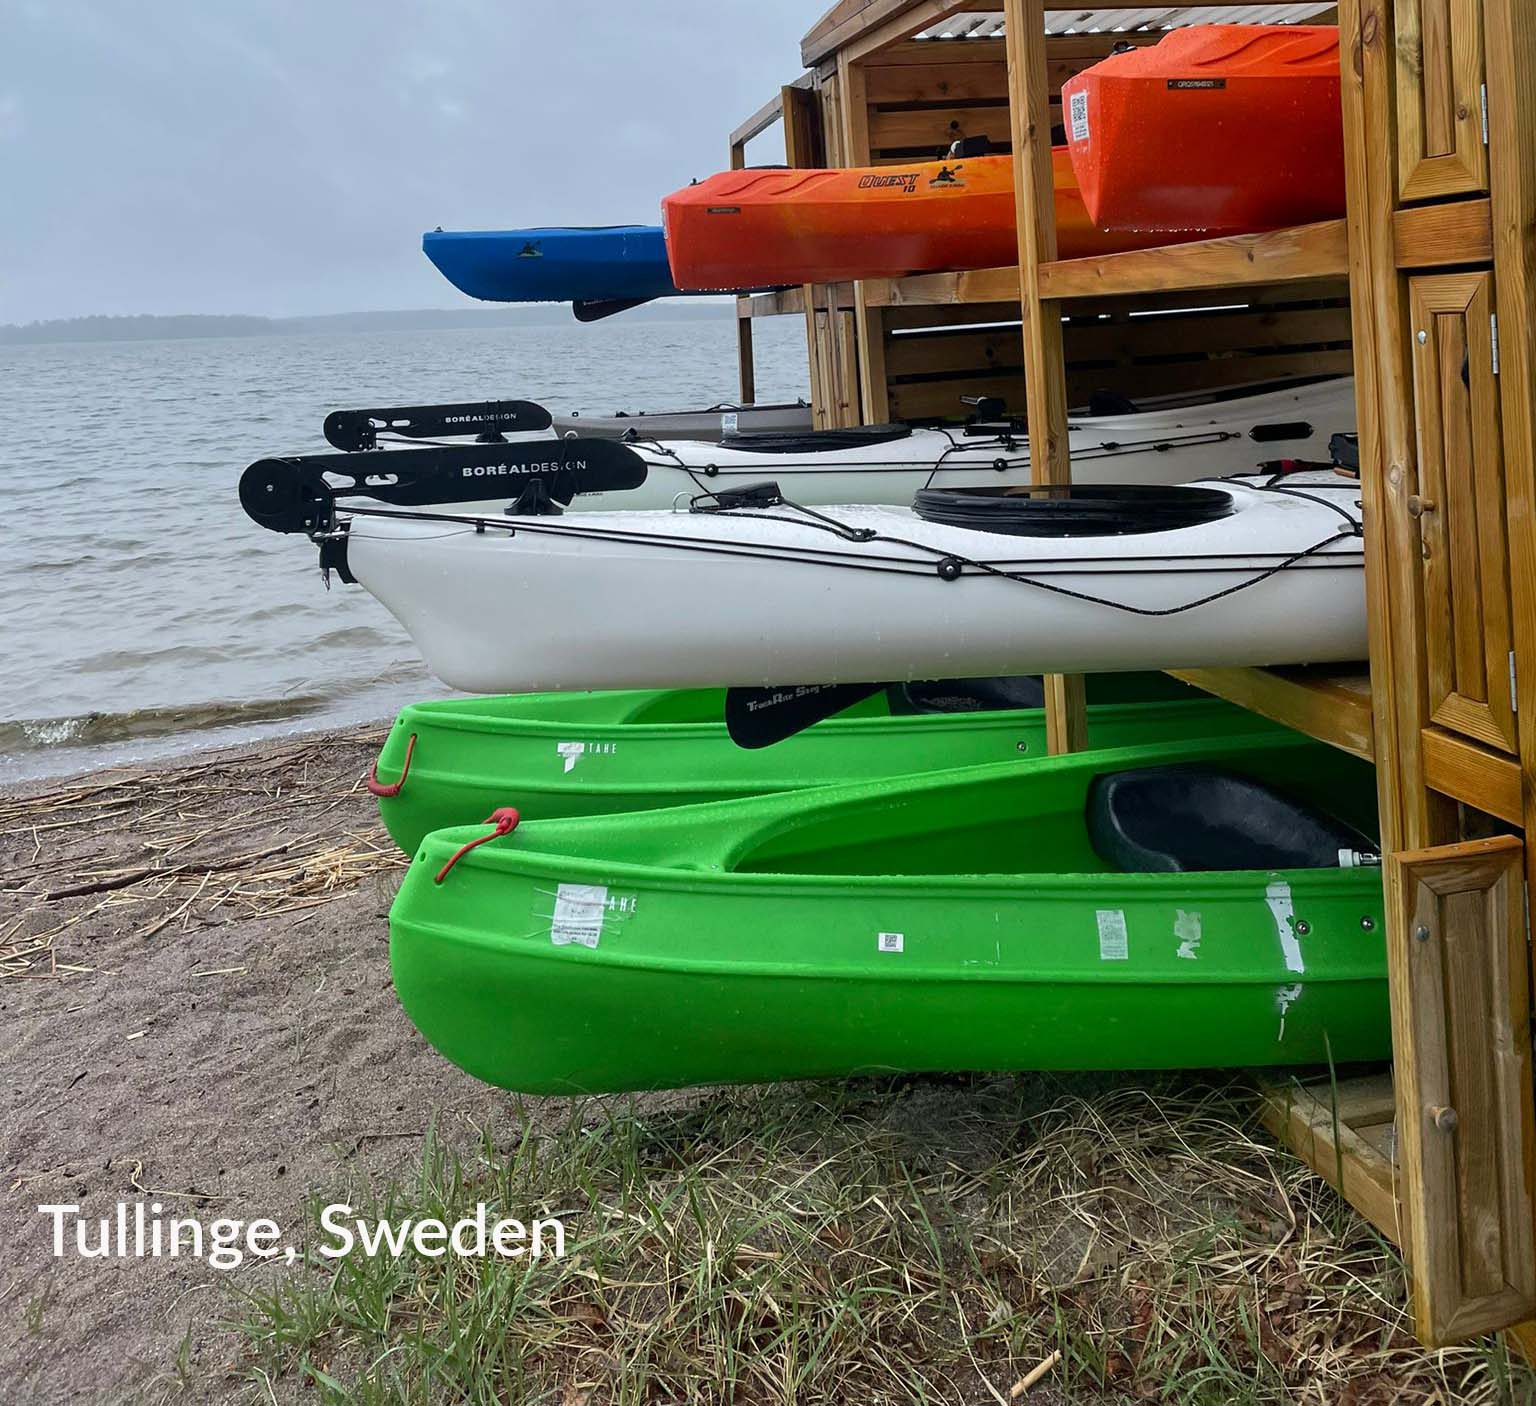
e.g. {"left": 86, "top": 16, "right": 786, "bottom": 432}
{"left": 0, "top": 1, "right": 803, "bottom": 322}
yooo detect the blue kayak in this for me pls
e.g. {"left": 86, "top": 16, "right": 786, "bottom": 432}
{"left": 424, "top": 226, "right": 685, "bottom": 306}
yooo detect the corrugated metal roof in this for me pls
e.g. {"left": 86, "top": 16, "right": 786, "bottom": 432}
{"left": 914, "top": 4, "right": 1334, "bottom": 37}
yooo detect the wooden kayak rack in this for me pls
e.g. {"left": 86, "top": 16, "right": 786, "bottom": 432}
{"left": 725, "top": 0, "right": 1536, "bottom": 1353}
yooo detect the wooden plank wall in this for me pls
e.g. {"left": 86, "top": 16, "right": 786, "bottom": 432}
{"left": 845, "top": 37, "right": 1355, "bottom": 421}
{"left": 884, "top": 287, "right": 1354, "bottom": 421}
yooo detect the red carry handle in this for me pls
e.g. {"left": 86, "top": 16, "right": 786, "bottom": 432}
{"left": 434, "top": 808, "right": 522, "bottom": 884}
{"left": 367, "top": 733, "right": 417, "bottom": 798}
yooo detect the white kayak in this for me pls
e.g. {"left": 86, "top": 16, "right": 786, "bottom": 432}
{"left": 343, "top": 470, "right": 1366, "bottom": 694}
{"left": 551, "top": 400, "right": 812, "bottom": 441}
{"left": 454, "top": 375, "right": 1356, "bottom": 513}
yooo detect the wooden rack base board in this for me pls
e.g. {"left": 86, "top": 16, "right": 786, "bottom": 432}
{"left": 1166, "top": 666, "right": 1375, "bottom": 761}
{"left": 1257, "top": 1069, "right": 1400, "bottom": 1242}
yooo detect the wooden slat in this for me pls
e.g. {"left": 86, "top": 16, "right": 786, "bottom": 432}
{"left": 864, "top": 33, "right": 1161, "bottom": 72}
{"left": 1393, "top": 198, "right": 1494, "bottom": 269}
{"left": 864, "top": 59, "right": 1009, "bottom": 104}
{"left": 888, "top": 303, "right": 1351, "bottom": 375}
{"left": 1165, "top": 666, "right": 1374, "bottom": 760}
{"left": 1259, "top": 1075, "right": 1402, "bottom": 1241}
{"left": 879, "top": 284, "right": 1352, "bottom": 330}
{"left": 888, "top": 372, "right": 1027, "bottom": 420}
{"left": 890, "top": 357, "right": 1356, "bottom": 424}
{"left": 1420, "top": 727, "right": 1524, "bottom": 824}
{"left": 1389, "top": 835, "right": 1536, "bottom": 1344}
{"left": 869, "top": 103, "right": 1011, "bottom": 151}
{"left": 864, "top": 37, "right": 1010, "bottom": 68}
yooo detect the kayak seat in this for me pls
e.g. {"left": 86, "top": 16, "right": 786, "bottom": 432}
{"left": 913, "top": 483, "right": 1234, "bottom": 537}
{"left": 717, "top": 424, "right": 912, "bottom": 453}
{"left": 1087, "top": 389, "right": 1142, "bottom": 416}
{"left": 888, "top": 676, "right": 1046, "bottom": 714}
{"left": 1086, "top": 766, "right": 1372, "bottom": 873}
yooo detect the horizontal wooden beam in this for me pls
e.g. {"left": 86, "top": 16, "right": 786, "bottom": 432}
{"left": 1393, "top": 197, "right": 1494, "bottom": 269}
{"left": 803, "top": 0, "right": 1321, "bottom": 67}
{"left": 803, "top": 0, "right": 972, "bottom": 68}
{"left": 1039, "top": 220, "right": 1351, "bottom": 300}
{"left": 729, "top": 93, "right": 786, "bottom": 153}
{"left": 735, "top": 287, "right": 808, "bottom": 318}
{"left": 862, "top": 265, "right": 1021, "bottom": 307}
{"left": 1420, "top": 727, "right": 1524, "bottom": 824}
{"left": 1165, "top": 665, "right": 1374, "bottom": 760}
{"left": 862, "top": 222, "right": 1350, "bottom": 309}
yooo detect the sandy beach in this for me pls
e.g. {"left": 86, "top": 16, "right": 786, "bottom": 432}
{"left": 0, "top": 728, "right": 527, "bottom": 1401}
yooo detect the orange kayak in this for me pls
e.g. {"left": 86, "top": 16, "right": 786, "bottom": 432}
{"left": 1061, "top": 25, "right": 1345, "bottom": 235}
{"left": 662, "top": 149, "right": 1196, "bottom": 290}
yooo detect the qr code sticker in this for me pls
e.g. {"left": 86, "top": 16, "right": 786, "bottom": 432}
{"left": 1069, "top": 89, "right": 1090, "bottom": 143}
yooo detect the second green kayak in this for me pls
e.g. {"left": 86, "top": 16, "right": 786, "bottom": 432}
{"left": 372, "top": 674, "right": 1276, "bottom": 853}
{"left": 391, "top": 731, "right": 1389, "bottom": 1094}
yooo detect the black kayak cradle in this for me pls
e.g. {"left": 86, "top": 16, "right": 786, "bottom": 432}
{"left": 238, "top": 437, "right": 650, "bottom": 536}
{"left": 322, "top": 398, "right": 553, "bottom": 452}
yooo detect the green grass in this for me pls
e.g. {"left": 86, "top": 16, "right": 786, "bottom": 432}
{"left": 229, "top": 1075, "right": 1536, "bottom": 1404}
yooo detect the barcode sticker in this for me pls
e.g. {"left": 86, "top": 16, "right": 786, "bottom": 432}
{"left": 1069, "top": 90, "right": 1090, "bottom": 144}
{"left": 721, "top": 412, "right": 739, "bottom": 435}
{"left": 877, "top": 931, "right": 905, "bottom": 953}
{"left": 552, "top": 883, "right": 606, "bottom": 948}
{"left": 1096, "top": 909, "right": 1128, "bottom": 961}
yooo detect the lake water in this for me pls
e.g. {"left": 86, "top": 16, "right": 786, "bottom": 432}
{"left": 0, "top": 315, "right": 810, "bottom": 780}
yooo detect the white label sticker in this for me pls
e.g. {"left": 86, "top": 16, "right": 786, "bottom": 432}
{"left": 1069, "top": 89, "right": 1090, "bottom": 144}
{"left": 1096, "top": 909, "right": 1128, "bottom": 961}
{"left": 877, "top": 931, "right": 904, "bottom": 953}
{"left": 551, "top": 883, "right": 606, "bottom": 947}
{"left": 1265, "top": 878, "right": 1305, "bottom": 973}
{"left": 1174, "top": 909, "right": 1202, "bottom": 961}
{"left": 721, "top": 412, "right": 739, "bottom": 435}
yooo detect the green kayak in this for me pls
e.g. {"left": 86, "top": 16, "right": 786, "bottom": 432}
{"left": 390, "top": 732, "right": 1389, "bottom": 1093}
{"left": 373, "top": 674, "right": 1275, "bottom": 853}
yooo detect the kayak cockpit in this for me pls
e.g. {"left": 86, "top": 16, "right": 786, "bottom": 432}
{"left": 727, "top": 747, "right": 1378, "bottom": 879}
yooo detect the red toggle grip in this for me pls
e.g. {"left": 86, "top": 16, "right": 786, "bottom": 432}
{"left": 433, "top": 807, "right": 521, "bottom": 884}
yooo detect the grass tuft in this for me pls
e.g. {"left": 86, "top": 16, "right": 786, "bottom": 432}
{"left": 231, "top": 1074, "right": 1536, "bottom": 1404}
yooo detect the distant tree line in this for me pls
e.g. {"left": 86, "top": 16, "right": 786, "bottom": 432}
{"left": 0, "top": 304, "right": 732, "bottom": 346}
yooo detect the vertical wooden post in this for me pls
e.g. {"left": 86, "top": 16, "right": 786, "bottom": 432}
{"left": 1482, "top": 0, "right": 1536, "bottom": 1355}
{"left": 837, "top": 51, "right": 889, "bottom": 426}
{"left": 1003, "top": 0, "right": 1086, "bottom": 753}
{"left": 728, "top": 137, "right": 756, "bottom": 406}
{"left": 785, "top": 79, "right": 831, "bottom": 428}
{"left": 734, "top": 309, "right": 756, "bottom": 406}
